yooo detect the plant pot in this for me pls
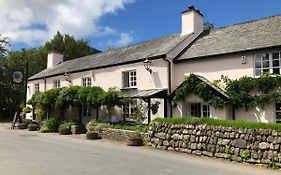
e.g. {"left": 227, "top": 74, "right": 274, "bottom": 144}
{"left": 28, "top": 125, "right": 38, "bottom": 131}
{"left": 86, "top": 132, "right": 100, "bottom": 140}
{"left": 17, "top": 123, "right": 27, "bottom": 129}
{"left": 127, "top": 138, "right": 143, "bottom": 146}
{"left": 59, "top": 127, "right": 71, "bottom": 135}
{"left": 71, "top": 125, "right": 86, "bottom": 134}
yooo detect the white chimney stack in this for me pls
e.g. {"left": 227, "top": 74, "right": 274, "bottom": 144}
{"left": 181, "top": 5, "right": 204, "bottom": 36}
{"left": 47, "top": 52, "right": 63, "bottom": 68}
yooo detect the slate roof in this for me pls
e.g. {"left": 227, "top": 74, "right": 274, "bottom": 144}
{"left": 29, "top": 33, "right": 185, "bottom": 80}
{"left": 176, "top": 14, "right": 281, "bottom": 61}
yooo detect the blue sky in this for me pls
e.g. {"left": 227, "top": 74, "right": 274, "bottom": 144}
{"left": 6, "top": 0, "right": 281, "bottom": 51}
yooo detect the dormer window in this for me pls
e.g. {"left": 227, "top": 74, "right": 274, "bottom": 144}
{"left": 122, "top": 70, "right": 137, "bottom": 88}
{"left": 254, "top": 52, "right": 281, "bottom": 76}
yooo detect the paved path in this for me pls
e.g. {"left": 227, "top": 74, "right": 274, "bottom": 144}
{"left": 0, "top": 127, "right": 279, "bottom": 175}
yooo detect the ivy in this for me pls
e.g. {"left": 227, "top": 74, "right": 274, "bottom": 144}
{"left": 173, "top": 73, "right": 281, "bottom": 111}
{"left": 173, "top": 74, "right": 226, "bottom": 108}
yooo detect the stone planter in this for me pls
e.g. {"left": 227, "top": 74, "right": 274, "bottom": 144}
{"left": 86, "top": 132, "right": 100, "bottom": 140}
{"left": 17, "top": 123, "right": 27, "bottom": 129}
{"left": 127, "top": 138, "right": 143, "bottom": 146}
{"left": 71, "top": 125, "right": 86, "bottom": 134}
{"left": 59, "top": 127, "right": 71, "bottom": 135}
{"left": 28, "top": 125, "right": 38, "bottom": 131}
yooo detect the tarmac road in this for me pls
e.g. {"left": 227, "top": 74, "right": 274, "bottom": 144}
{"left": 0, "top": 127, "right": 279, "bottom": 175}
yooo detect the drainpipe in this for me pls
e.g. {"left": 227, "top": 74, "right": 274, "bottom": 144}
{"left": 232, "top": 105, "right": 236, "bottom": 120}
{"left": 44, "top": 77, "right": 47, "bottom": 92}
{"left": 163, "top": 57, "right": 172, "bottom": 118}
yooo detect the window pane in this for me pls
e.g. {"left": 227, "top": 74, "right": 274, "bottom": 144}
{"left": 263, "top": 69, "right": 269, "bottom": 73}
{"left": 255, "top": 62, "right": 261, "bottom": 68}
{"left": 273, "top": 52, "right": 280, "bottom": 60}
{"left": 264, "top": 54, "right": 270, "bottom": 60}
{"left": 276, "top": 112, "right": 281, "bottom": 120}
{"left": 273, "top": 60, "right": 280, "bottom": 67}
{"left": 255, "top": 55, "right": 261, "bottom": 62}
{"left": 273, "top": 68, "right": 280, "bottom": 74}
{"left": 255, "top": 69, "right": 261, "bottom": 76}
{"left": 262, "top": 61, "right": 269, "bottom": 67}
{"left": 276, "top": 103, "right": 281, "bottom": 110}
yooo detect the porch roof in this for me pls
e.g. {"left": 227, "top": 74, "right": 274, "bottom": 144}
{"left": 121, "top": 89, "right": 167, "bottom": 98}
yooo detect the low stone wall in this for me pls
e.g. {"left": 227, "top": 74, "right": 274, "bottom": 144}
{"left": 147, "top": 122, "right": 281, "bottom": 167}
{"left": 100, "top": 128, "right": 147, "bottom": 143}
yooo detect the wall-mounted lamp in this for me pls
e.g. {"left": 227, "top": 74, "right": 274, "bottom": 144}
{"left": 64, "top": 73, "right": 71, "bottom": 82}
{"left": 143, "top": 58, "right": 152, "bottom": 74}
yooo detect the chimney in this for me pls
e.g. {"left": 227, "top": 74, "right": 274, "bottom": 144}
{"left": 47, "top": 52, "right": 63, "bottom": 68}
{"left": 181, "top": 5, "right": 204, "bottom": 36}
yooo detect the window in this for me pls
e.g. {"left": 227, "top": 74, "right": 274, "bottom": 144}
{"left": 255, "top": 52, "right": 281, "bottom": 76}
{"left": 34, "top": 83, "right": 40, "bottom": 92}
{"left": 124, "top": 100, "right": 137, "bottom": 118}
{"left": 82, "top": 77, "right": 91, "bottom": 87}
{"left": 123, "top": 70, "right": 137, "bottom": 88}
{"left": 190, "top": 103, "right": 210, "bottom": 117}
{"left": 82, "top": 106, "right": 91, "bottom": 117}
{"left": 54, "top": 80, "right": 60, "bottom": 88}
{"left": 276, "top": 103, "right": 281, "bottom": 123}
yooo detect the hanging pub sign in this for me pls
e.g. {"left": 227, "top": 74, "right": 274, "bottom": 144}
{"left": 12, "top": 71, "right": 23, "bottom": 84}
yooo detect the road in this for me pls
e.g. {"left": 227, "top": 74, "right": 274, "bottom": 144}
{"left": 0, "top": 127, "right": 279, "bottom": 175}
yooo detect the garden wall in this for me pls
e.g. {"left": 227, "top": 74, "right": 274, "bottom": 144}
{"left": 147, "top": 122, "right": 281, "bottom": 167}
{"left": 100, "top": 128, "right": 147, "bottom": 143}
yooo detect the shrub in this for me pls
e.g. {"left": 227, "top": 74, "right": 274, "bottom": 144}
{"left": 86, "top": 120, "right": 108, "bottom": 133}
{"left": 28, "top": 123, "right": 39, "bottom": 131}
{"left": 40, "top": 117, "right": 61, "bottom": 133}
{"left": 22, "top": 106, "right": 31, "bottom": 114}
{"left": 35, "top": 108, "right": 44, "bottom": 122}
{"left": 241, "top": 149, "right": 250, "bottom": 160}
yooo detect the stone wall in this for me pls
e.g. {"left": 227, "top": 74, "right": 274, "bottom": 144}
{"left": 147, "top": 122, "right": 281, "bottom": 167}
{"left": 100, "top": 128, "right": 147, "bottom": 143}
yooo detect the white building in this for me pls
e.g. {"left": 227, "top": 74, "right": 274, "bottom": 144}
{"left": 27, "top": 5, "right": 281, "bottom": 124}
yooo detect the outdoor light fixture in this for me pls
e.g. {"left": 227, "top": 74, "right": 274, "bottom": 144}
{"left": 64, "top": 73, "right": 70, "bottom": 82}
{"left": 143, "top": 58, "right": 152, "bottom": 73}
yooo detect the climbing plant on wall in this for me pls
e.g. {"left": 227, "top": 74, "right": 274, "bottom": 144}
{"left": 172, "top": 74, "right": 226, "bottom": 109}
{"left": 173, "top": 73, "right": 281, "bottom": 111}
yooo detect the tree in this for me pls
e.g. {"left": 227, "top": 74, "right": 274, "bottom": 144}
{"left": 45, "top": 31, "right": 100, "bottom": 61}
{"left": 102, "top": 88, "right": 123, "bottom": 122}
{"left": 204, "top": 22, "right": 214, "bottom": 31}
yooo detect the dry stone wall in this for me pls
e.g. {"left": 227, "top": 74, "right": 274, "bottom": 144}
{"left": 147, "top": 122, "right": 281, "bottom": 167}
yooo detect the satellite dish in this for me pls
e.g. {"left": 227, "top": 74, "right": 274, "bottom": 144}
{"left": 12, "top": 71, "right": 23, "bottom": 83}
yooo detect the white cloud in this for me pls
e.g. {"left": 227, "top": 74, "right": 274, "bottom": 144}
{"left": 106, "top": 32, "right": 134, "bottom": 48}
{"left": 0, "top": 0, "right": 134, "bottom": 46}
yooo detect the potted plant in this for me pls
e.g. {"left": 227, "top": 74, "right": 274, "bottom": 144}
{"left": 85, "top": 121, "right": 105, "bottom": 140}
{"left": 59, "top": 123, "right": 71, "bottom": 135}
{"left": 17, "top": 123, "right": 27, "bottom": 129}
{"left": 28, "top": 123, "right": 38, "bottom": 131}
{"left": 127, "top": 132, "right": 143, "bottom": 146}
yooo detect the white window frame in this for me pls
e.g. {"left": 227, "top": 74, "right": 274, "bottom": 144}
{"left": 124, "top": 100, "right": 137, "bottom": 117}
{"left": 254, "top": 52, "right": 281, "bottom": 77}
{"left": 82, "top": 106, "right": 91, "bottom": 117}
{"left": 82, "top": 77, "right": 91, "bottom": 87}
{"left": 34, "top": 83, "right": 40, "bottom": 92}
{"left": 189, "top": 103, "right": 210, "bottom": 118}
{"left": 123, "top": 70, "right": 137, "bottom": 88}
{"left": 53, "top": 80, "right": 60, "bottom": 88}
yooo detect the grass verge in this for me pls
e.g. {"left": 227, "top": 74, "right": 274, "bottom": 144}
{"left": 153, "top": 117, "right": 281, "bottom": 132}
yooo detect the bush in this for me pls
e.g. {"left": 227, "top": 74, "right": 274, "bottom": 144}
{"left": 152, "top": 117, "right": 281, "bottom": 132}
{"left": 40, "top": 117, "right": 61, "bottom": 133}
{"left": 35, "top": 108, "right": 44, "bottom": 122}
{"left": 28, "top": 123, "right": 39, "bottom": 131}
{"left": 86, "top": 120, "right": 108, "bottom": 133}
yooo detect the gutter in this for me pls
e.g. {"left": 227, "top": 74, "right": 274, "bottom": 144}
{"left": 163, "top": 56, "right": 173, "bottom": 118}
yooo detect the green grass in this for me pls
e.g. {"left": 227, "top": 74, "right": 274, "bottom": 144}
{"left": 153, "top": 117, "right": 281, "bottom": 132}
{"left": 103, "top": 123, "right": 148, "bottom": 133}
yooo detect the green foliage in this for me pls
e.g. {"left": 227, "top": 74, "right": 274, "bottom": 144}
{"left": 225, "top": 146, "right": 232, "bottom": 159}
{"left": 204, "top": 22, "right": 214, "bottom": 31}
{"left": 130, "top": 100, "right": 148, "bottom": 124}
{"left": 152, "top": 117, "right": 281, "bottom": 132}
{"left": 268, "top": 160, "right": 278, "bottom": 169}
{"left": 77, "top": 86, "right": 104, "bottom": 107}
{"left": 22, "top": 106, "right": 31, "bottom": 114}
{"left": 241, "top": 149, "right": 250, "bottom": 160}
{"left": 40, "top": 117, "right": 61, "bottom": 133}
{"left": 174, "top": 73, "right": 281, "bottom": 111}
{"left": 173, "top": 74, "right": 226, "bottom": 108}
{"left": 102, "top": 88, "right": 123, "bottom": 121}
{"left": 34, "top": 107, "right": 44, "bottom": 121}
{"left": 86, "top": 120, "right": 148, "bottom": 133}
